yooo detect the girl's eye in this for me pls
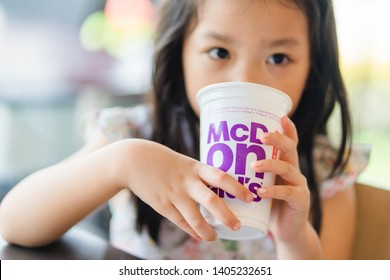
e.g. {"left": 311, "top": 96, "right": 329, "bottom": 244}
{"left": 208, "top": 48, "right": 230, "bottom": 60}
{"left": 267, "top": 53, "right": 289, "bottom": 65}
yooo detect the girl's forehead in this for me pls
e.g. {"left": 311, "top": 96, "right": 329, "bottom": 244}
{"left": 193, "top": 0, "right": 307, "bottom": 26}
{"left": 196, "top": 0, "right": 304, "bottom": 13}
{"left": 193, "top": 0, "right": 307, "bottom": 31}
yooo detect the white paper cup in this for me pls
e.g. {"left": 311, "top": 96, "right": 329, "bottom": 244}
{"left": 196, "top": 82, "right": 292, "bottom": 240}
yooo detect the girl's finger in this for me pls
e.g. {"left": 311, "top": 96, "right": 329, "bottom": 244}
{"left": 158, "top": 203, "right": 203, "bottom": 240}
{"left": 172, "top": 197, "right": 217, "bottom": 241}
{"left": 187, "top": 182, "right": 242, "bottom": 233}
{"left": 251, "top": 159, "right": 307, "bottom": 186}
{"left": 197, "top": 164, "right": 253, "bottom": 203}
{"left": 257, "top": 184, "right": 310, "bottom": 211}
{"left": 260, "top": 130, "right": 299, "bottom": 167}
{"left": 281, "top": 116, "right": 299, "bottom": 144}
{"left": 280, "top": 116, "right": 299, "bottom": 167}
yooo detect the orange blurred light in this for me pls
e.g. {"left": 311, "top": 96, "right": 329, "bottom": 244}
{"left": 104, "top": 0, "right": 154, "bottom": 30}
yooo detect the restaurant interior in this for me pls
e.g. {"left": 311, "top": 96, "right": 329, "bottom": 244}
{"left": 0, "top": 0, "right": 389, "bottom": 259}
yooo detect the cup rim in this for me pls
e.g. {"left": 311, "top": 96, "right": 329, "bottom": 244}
{"left": 196, "top": 82, "right": 292, "bottom": 113}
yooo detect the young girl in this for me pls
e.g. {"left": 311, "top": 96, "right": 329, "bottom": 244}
{"left": 0, "top": 0, "right": 360, "bottom": 259}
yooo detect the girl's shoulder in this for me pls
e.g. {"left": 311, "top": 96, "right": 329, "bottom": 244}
{"left": 313, "top": 135, "right": 371, "bottom": 199}
{"left": 82, "top": 104, "right": 152, "bottom": 142}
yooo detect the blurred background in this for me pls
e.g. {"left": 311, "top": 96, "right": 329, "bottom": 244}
{"left": 0, "top": 0, "right": 389, "bottom": 202}
{"left": 0, "top": 0, "right": 155, "bottom": 199}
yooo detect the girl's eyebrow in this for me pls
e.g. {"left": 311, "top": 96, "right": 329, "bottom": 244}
{"left": 203, "top": 31, "right": 235, "bottom": 44}
{"left": 264, "top": 38, "right": 301, "bottom": 48}
{"left": 202, "top": 31, "right": 301, "bottom": 48}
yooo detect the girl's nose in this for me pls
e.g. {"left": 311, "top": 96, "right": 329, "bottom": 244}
{"left": 232, "top": 61, "right": 267, "bottom": 85}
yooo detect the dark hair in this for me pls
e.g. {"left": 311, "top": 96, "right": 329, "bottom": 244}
{"left": 135, "top": 0, "right": 352, "bottom": 243}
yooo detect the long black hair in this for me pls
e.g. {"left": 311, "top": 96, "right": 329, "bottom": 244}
{"left": 135, "top": 0, "right": 352, "bottom": 243}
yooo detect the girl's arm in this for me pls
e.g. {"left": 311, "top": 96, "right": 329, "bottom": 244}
{"left": 0, "top": 137, "right": 253, "bottom": 247}
{"left": 0, "top": 136, "right": 126, "bottom": 247}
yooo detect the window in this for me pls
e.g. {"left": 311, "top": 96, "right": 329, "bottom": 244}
{"left": 334, "top": 0, "right": 390, "bottom": 190}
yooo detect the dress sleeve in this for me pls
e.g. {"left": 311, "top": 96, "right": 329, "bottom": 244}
{"left": 313, "top": 136, "right": 371, "bottom": 199}
{"left": 82, "top": 105, "right": 152, "bottom": 142}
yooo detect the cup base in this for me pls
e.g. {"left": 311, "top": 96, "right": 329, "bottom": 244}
{"left": 208, "top": 216, "right": 268, "bottom": 240}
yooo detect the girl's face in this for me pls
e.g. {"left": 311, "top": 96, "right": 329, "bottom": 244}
{"left": 182, "top": 0, "right": 310, "bottom": 116}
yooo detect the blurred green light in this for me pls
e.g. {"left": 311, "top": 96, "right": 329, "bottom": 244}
{"left": 79, "top": 4, "right": 155, "bottom": 57}
{"left": 79, "top": 12, "right": 107, "bottom": 52}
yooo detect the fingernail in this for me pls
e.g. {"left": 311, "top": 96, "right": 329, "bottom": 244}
{"left": 252, "top": 160, "right": 263, "bottom": 168}
{"left": 233, "top": 222, "right": 241, "bottom": 231}
{"left": 261, "top": 133, "right": 270, "bottom": 139}
{"left": 260, "top": 133, "right": 270, "bottom": 143}
{"left": 246, "top": 193, "right": 254, "bottom": 203}
{"left": 257, "top": 188, "right": 267, "bottom": 194}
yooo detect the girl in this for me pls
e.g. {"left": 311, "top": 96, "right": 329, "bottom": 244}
{"left": 0, "top": 0, "right": 358, "bottom": 259}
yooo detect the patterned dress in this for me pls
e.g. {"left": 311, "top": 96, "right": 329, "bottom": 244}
{"left": 83, "top": 105, "right": 370, "bottom": 259}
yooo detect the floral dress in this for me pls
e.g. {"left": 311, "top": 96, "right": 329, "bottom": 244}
{"left": 83, "top": 105, "right": 370, "bottom": 260}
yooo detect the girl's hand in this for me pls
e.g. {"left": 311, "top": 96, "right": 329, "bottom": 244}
{"left": 251, "top": 116, "right": 311, "bottom": 243}
{"left": 119, "top": 139, "right": 253, "bottom": 241}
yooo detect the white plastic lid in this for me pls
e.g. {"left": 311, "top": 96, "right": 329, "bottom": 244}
{"left": 196, "top": 82, "right": 292, "bottom": 115}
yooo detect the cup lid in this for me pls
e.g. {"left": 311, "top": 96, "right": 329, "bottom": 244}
{"left": 196, "top": 82, "right": 292, "bottom": 114}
